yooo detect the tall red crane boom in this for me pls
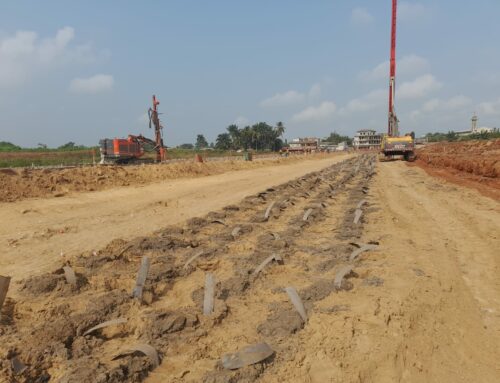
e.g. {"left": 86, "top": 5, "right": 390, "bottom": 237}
{"left": 388, "top": 0, "right": 399, "bottom": 137}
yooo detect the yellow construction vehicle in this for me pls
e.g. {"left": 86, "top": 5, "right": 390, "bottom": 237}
{"left": 380, "top": 133, "right": 416, "bottom": 161}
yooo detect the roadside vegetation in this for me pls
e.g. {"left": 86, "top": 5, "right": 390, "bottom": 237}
{"left": 424, "top": 130, "right": 500, "bottom": 142}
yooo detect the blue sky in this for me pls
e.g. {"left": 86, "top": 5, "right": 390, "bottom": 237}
{"left": 1, "top": 1, "right": 499, "bottom": 147}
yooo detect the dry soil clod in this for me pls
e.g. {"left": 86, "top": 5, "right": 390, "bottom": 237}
{"left": 285, "top": 286, "right": 307, "bottom": 322}
{"left": 132, "top": 256, "right": 151, "bottom": 300}
{"left": 203, "top": 273, "right": 215, "bottom": 315}
{"left": 222, "top": 342, "right": 275, "bottom": 370}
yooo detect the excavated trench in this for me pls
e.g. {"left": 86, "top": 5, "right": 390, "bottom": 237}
{"left": 0, "top": 154, "right": 378, "bottom": 383}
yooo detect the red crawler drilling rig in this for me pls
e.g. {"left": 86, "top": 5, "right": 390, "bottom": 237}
{"left": 99, "top": 95, "right": 167, "bottom": 164}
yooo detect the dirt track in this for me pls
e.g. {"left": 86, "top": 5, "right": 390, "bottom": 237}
{"left": 1, "top": 155, "right": 499, "bottom": 382}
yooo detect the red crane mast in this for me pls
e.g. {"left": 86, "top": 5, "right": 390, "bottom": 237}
{"left": 388, "top": 0, "right": 399, "bottom": 137}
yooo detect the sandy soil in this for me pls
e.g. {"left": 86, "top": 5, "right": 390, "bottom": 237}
{"left": 0, "top": 155, "right": 349, "bottom": 288}
{"left": 1, "top": 155, "right": 499, "bottom": 382}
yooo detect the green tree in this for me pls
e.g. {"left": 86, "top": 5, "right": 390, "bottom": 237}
{"left": 58, "top": 142, "right": 77, "bottom": 150}
{"left": 0, "top": 141, "right": 21, "bottom": 151}
{"left": 240, "top": 126, "right": 253, "bottom": 150}
{"left": 195, "top": 134, "right": 209, "bottom": 149}
{"left": 215, "top": 133, "right": 232, "bottom": 150}
{"left": 445, "top": 131, "right": 458, "bottom": 142}
{"left": 227, "top": 124, "right": 241, "bottom": 149}
{"left": 323, "top": 132, "right": 352, "bottom": 146}
{"left": 178, "top": 143, "right": 194, "bottom": 149}
{"left": 275, "top": 121, "right": 285, "bottom": 138}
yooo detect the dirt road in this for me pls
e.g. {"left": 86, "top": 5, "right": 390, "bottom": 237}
{"left": 263, "top": 161, "right": 500, "bottom": 382}
{"left": 0, "top": 155, "right": 349, "bottom": 287}
{"left": 1, "top": 156, "right": 498, "bottom": 382}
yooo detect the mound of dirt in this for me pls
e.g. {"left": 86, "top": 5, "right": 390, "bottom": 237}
{"left": 413, "top": 139, "right": 500, "bottom": 200}
{"left": 0, "top": 155, "right": 327, "bottom": 203}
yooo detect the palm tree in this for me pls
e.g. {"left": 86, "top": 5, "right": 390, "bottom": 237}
{"left": 275, "top": 121, "right": 285, "bottom": 138}
{"left": 226, "top": 124, "right": 240, "bottom": 149}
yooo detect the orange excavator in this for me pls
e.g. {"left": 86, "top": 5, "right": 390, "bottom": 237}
{"left": 99, "top": 95, "right": 167, "bottom": 164}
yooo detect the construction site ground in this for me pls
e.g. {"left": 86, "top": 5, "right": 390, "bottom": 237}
{"left": 1, "top": 151, "right": 499, "bottom": 382}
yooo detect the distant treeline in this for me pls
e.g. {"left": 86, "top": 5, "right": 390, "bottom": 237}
{"left": 0, "top": 141, "right": 96, "bottom": 152}
{"left": 178, "top": 125, "right": 353, "bottom": 152}
{"left": 424, "top": 130, "right": 500, "bottom": 142}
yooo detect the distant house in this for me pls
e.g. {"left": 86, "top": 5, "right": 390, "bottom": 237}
{"left": 318, "top": 142, "right": 337, "bottom": 152}
{"left": 353, "top": 129, "right": 382, "bottom": 150}
{"left": 288, "top": 137, "right": 320, "bottom": 152}
{"left": 336, "top": 142, "right": 349, "bottom": 151}
{"left": 317, "top": 141, "right": 350, "bottom": 152}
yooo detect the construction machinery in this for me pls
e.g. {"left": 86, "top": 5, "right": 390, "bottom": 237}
{"left": 99, "top": 95, "right": 167, "bottom": 164}
{"left": 380, "top": 0, "right": 416, "bottom": 161}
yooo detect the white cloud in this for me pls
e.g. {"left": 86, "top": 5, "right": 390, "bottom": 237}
{"left": 445, "top": 95, "right": 472, "bottom": 110}
{"left": 291, "top": 101, "right": 337, "bottom": 123}
{"left": 308, "top": 83, "right": 322, "bottom": 99}
{"left": 234, "top": 116, "right": 250, "bottom": 126}
{"left": 351, "top": 7, "right": 374, "bottom": 25}
{"left": 0, "top": 27, "right": 103, "bottom": 88}
{"left": 359, "top": 54, "right": 430, "bottom": 82}
{"left": 398, "top": 74, "right": 442, "bottom": 99}
{"left": 261, "top": 83, "right": 322, "bottom": 108}
{"left": 260, "top": 90, "right": 305, "bottom": 108}
{"left": 38, "top": 27, "right": 75, "bottom": 63}
{"left": 340, "top": 89, "right": 386, "bottom": 114}
{"left": 69, "top": 74, "right": 114, "bottom": 94}
{"left": 478, "top": 97, "right": 500, "bottom": 116}
{"left": 411, "top": 95, "right": 473, "bottom": 121}
{"left": 421, "top": 98, "right": 441, "bottom": 112}
{"left": 399, "top": 2, "right": 430, "bottom": 22}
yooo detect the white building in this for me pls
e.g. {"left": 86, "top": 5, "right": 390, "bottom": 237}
{"left": 457, "top": 114, "right": 496, "bottom": 136}
{"left": 288, "top": 137, "right": 320, "bottom": 152}
{"left": 353, "top": 130, "right": 382, "bottom": 150}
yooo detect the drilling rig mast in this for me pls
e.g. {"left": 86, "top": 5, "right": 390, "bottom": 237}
{"left": 388, "top": 0, "right": 399, "bottom": 137}
{"left": 149, "top": 95, "right": 166, "bottom": 162}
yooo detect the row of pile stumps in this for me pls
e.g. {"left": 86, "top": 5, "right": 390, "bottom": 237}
{"left": 0, "top": 161, "right": 377, "bottom": 376}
